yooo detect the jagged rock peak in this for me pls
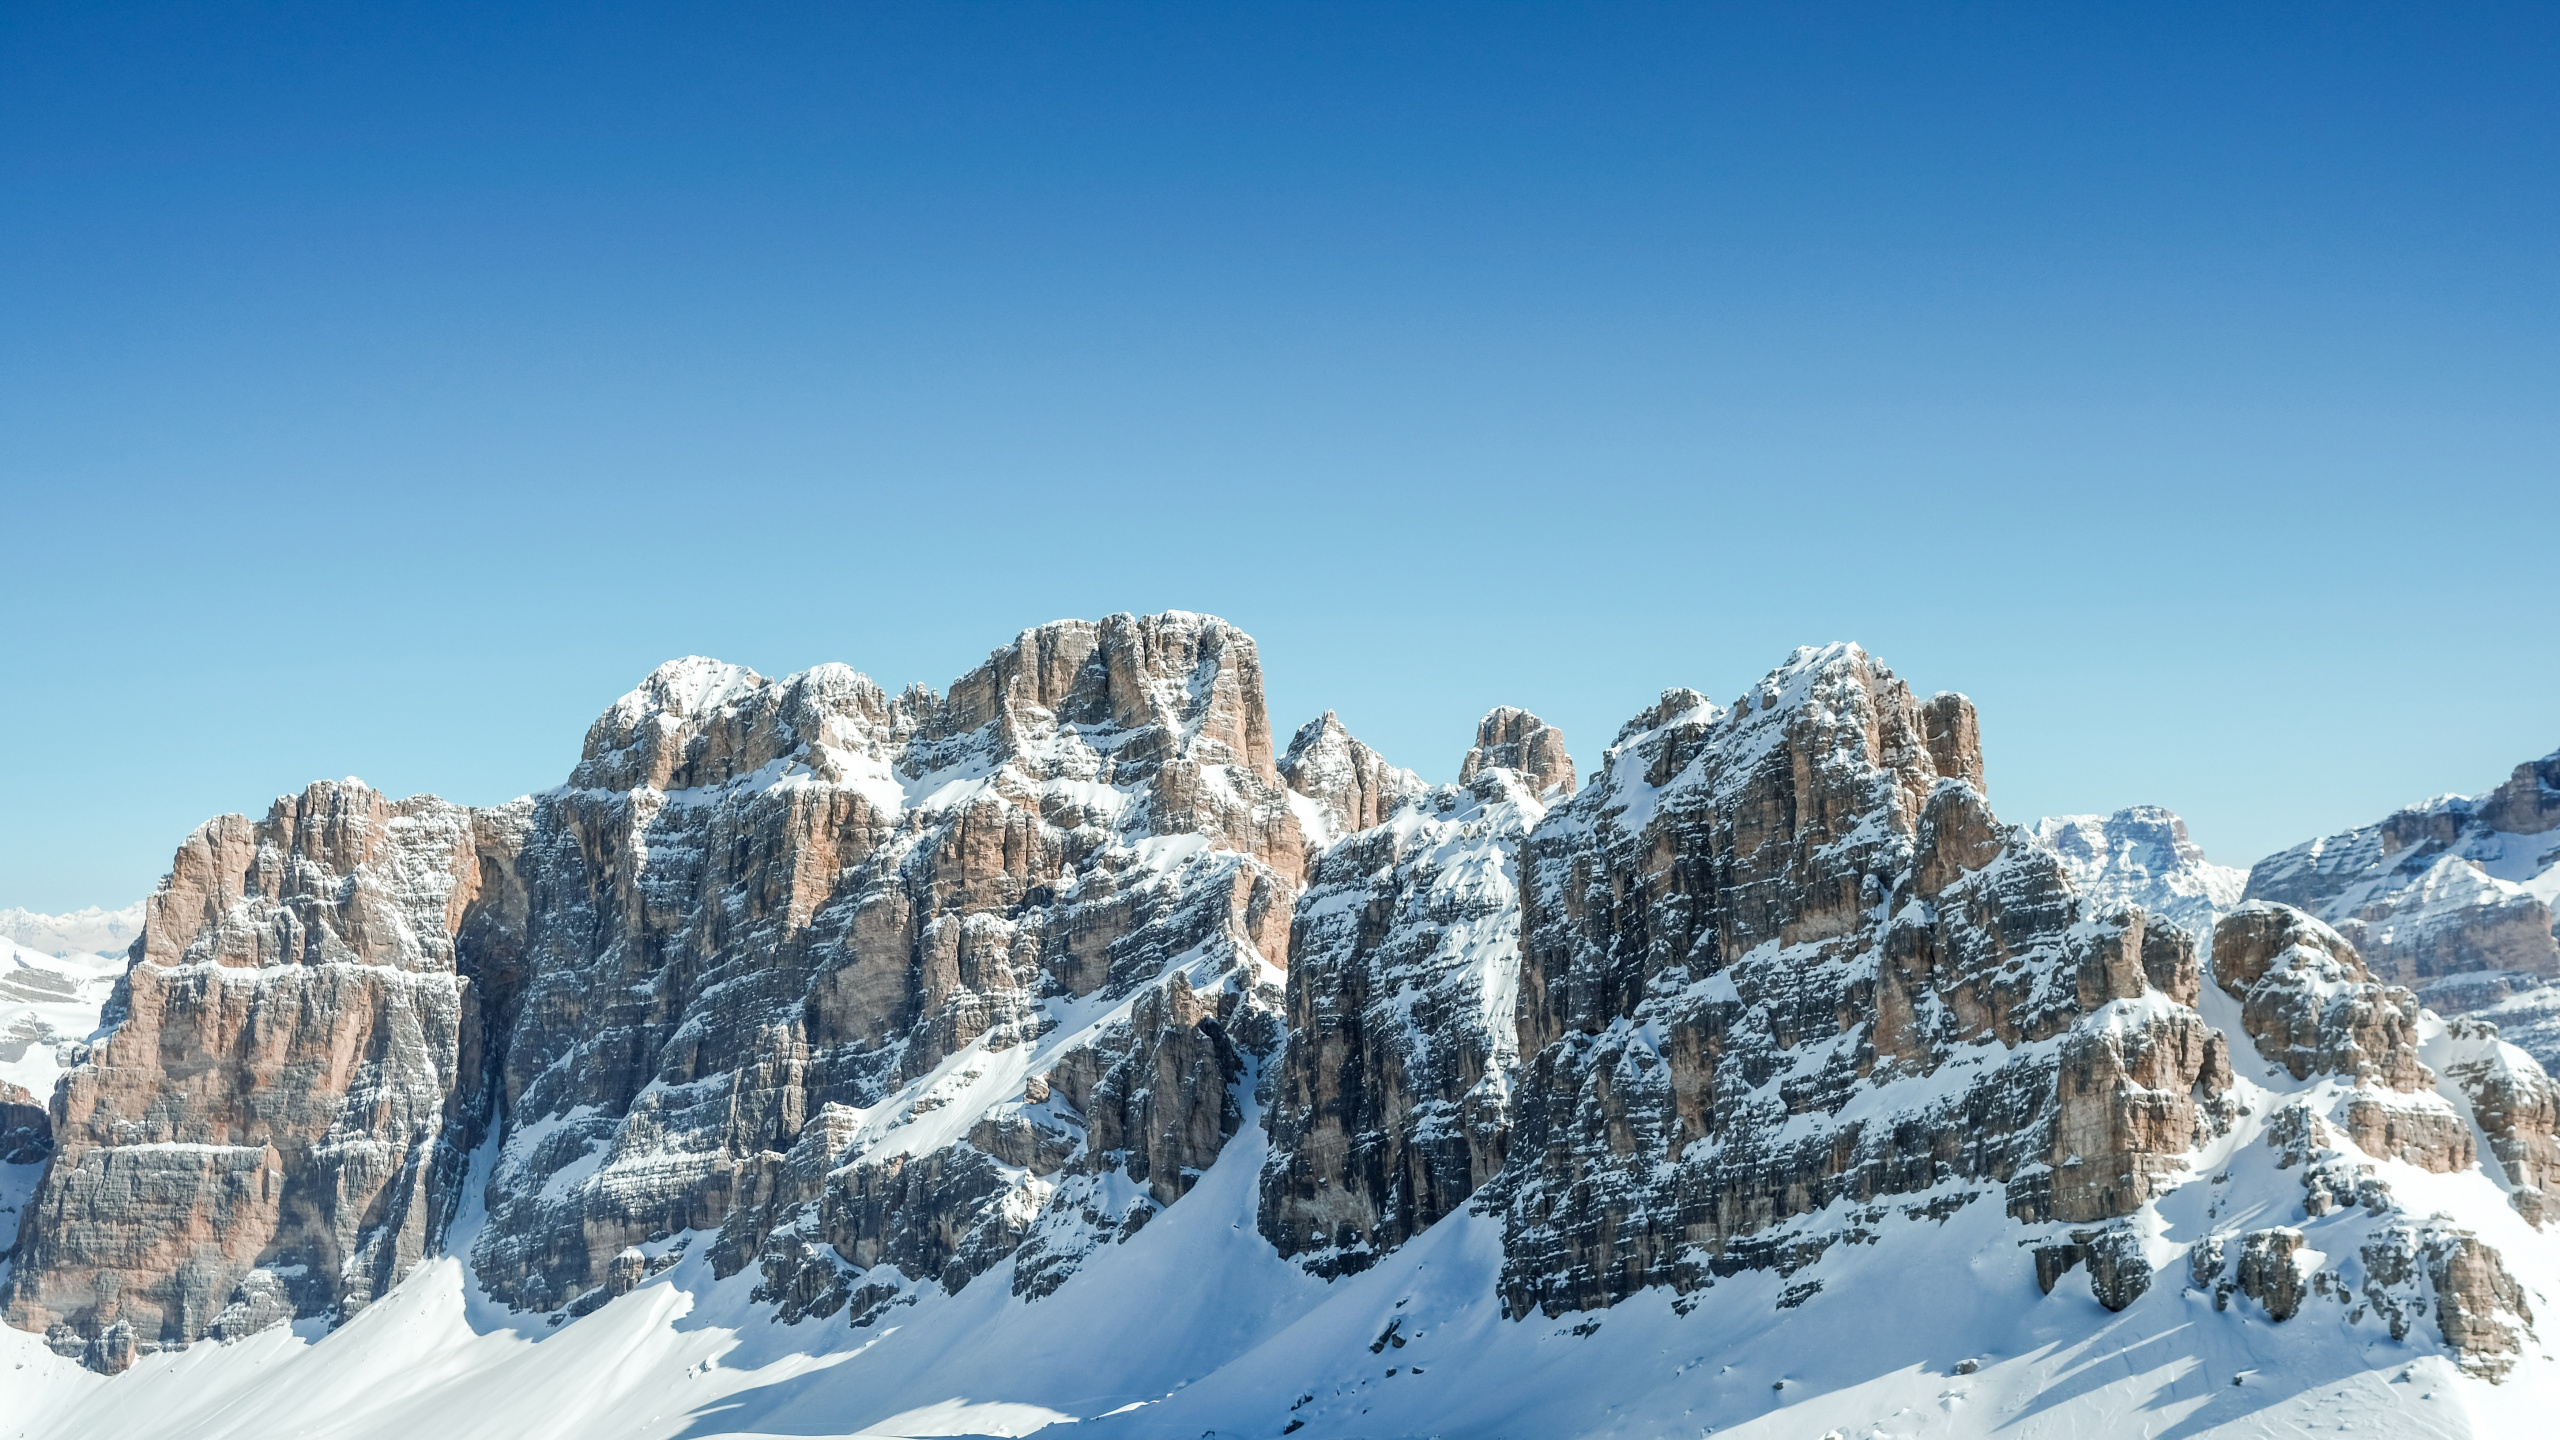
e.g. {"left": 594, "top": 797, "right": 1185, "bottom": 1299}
{"left": 1458, "top": 707, "right": 1574, "bottom": 798}
{"left": 2, "top": 776, "right": 515, "bottom": 1366}
{"left": 1279, "top": 711, "right": 1426, "bottom": 850}
{"left": 1693, "top": 643, "right": 1983, "bottom": 796}
{"left": 1497, "top": 639, "right": 2226, "bottom": 1320}
{"left": 570, "top": 612, "right": 1292, "bottom": 800}
{"left": 934, "top": 612, "right": 1284, "bottom": 778}
{"left": 572, "top": 656, "right": 908, "bottom": 795}
{"left": 2245, "top": 744, "right": 2560, "bottom": 1018}
{"left": 2480, "top": 748, "right": 2560, "bottom": 836}
{"left": 2032, "top": 806, "right": 2247, "bottom": 941}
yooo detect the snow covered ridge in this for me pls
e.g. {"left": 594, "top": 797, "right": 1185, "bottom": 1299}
{"left": 2247, "top": 748, "right": 2560, "bottom": 1069}
{"left": 0, "top": 617, "right": 2555, "bottom": 1440}
{"left": 2030, "top": 807, "right": 2247, "bottom": 945}
{"left": 0, "top": 906, "right": 142, "bottom": 961}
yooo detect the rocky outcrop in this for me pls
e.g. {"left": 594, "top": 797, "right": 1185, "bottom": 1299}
{"left": 10, "top": 620, "right": 2551, "bottom": 1398}
{"left": 1457, "top": 708, "right": 1575, "bottom": 799}
{"left": 2434, "top": 1017, "right": 2560, "bottom": 1224}
{"left": 2213, "top": 904, "right": 2429, "bottom": 1088}
{"left": 478, "top": 612, "right": 1302, "bottom": 1315}
{"left": 2, "top": 781, "right": 505, "bottom": 1356}
{"left": 2245, "top": 749, "right": 2560, "bottom": 1014}
{"left": 1260, "top": 712, "right": 1563, "bottom": 1275}
{"left": 2213, "top": 903, "right": 2479, "bottom": 1176}
{"left": 6, "top": 612, "right": 1304, "bottom": 1360}
{"left": 2357, "top": 1221, "right": 2537, "bottom": 1379}
{"left": 2236, "top": 1227, "right": 2308, "bottom": 1321}
{"left": 0, "top": 1081, "right": 48, "bottom": 1165}
{"left": 1279, "top": 712, "right": 1427, "bottom": 851}
{"left": 1494, "top": 649, "right": 2231, "bottom": 1318}
{"left": 2030, "top": 807, "right": 2245, "bottom": 942}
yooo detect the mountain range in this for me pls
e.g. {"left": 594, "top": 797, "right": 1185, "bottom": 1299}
{"left": 1, "top": 612, "right": 2552, "bottom": 1439}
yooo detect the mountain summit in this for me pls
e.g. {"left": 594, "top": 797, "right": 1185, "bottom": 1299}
{"left": 0, "top": 616, "right": 2552, "bottom": 1439}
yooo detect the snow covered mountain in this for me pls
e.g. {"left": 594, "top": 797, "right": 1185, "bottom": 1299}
{"left": 1, "top": 616, "right": 2553, "bottom": 1440}
{"left": 2030, "top": 807, "right": 2248, "bottom": 945}
{"left": 0, "top": 906, "right": 142, "bottom": 961}
{"left": 2244, "top": 750, "right": 2560, "bottom": 1078}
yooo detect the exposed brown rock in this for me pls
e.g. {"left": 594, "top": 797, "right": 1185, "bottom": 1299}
{"left": 1458, "top": 708, "right": 1575, "bottom": 799}
{"left": 1280, "top": 712, "right": 1426, "bottom": 849}
{"left": 1261, "top": 720, "right": 1560, "bottom": 1274}
{"left": 2084, "top": 1228, "right": 2151, "bottom": 1312}
{"left": 2212, "top": 903, "right": 2431, "bottom": 1090}
{"left": 2437, "top": 1017, "right": 2560, "bottom": 1225}
{"left": 2235, "top": 1227, "right": 2306, "bottom": 1321}
{"left": 2, "top": 781, "right": 496, "bottom": 1357}
{"left": 1497, "top": 645, "right": 2228, "bottom": 1318}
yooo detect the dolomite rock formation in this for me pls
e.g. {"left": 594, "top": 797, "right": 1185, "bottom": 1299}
{"left": 2434, "top": 1017, "right": 2560, "bottom": 1224}
{"left": 0, "top": 781, "right": 505, "bottom": 1365}
{"left": 2236, "top": 1227, "right": 2309, "bottom": 1321}
{"left": 1494, "top": 646, "right": 2233, "bottom": 1317}
{"left": 2247, "top": 750, "right": 2560, "bottom": 1014}
{"left": 2030, "top": 806, "right": 2246, "bottom": 943}
{"left": 1278, "top": 712, "right": 1427, "bottom": 852}
{"left": 2211, "top": 902, "right": 2473, "bottom": 1171}
{"left": 6, "top": 612, "right": 1306, "bottom": 1358}
{"left": 1260, "top": 712, "right": 1563, "bottom": 1274}
{"left": 1457, "top": 708, "right": 1576, "bottom": 799}
{"left": 478, "top": 612, "right": 1302, "bottom": 1316}
{"left": 0, "top": 1081, "right": 48, "bottom": 1165}
{"left": 8, "top": 618, "right": 2554, "bottom": 1399}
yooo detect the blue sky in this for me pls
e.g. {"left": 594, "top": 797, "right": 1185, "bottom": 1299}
{"left": 3, "top": 3, "right": 2554, "bottom": 910}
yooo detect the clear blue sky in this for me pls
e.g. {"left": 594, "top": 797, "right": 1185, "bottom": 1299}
{"left": 4, "top": 3, "right": 2553, "bottom": 911}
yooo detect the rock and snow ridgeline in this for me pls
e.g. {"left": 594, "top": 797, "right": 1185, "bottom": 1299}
{"left": 0, "top": 614, "right": 2554, "bottom": 1440}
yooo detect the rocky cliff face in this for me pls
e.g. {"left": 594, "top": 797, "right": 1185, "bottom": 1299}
{"left": 6, "top": 619, "right": 2553, "bottom": 1407}
{"left": 1276, "top": 711, "right": 1427, "bottom": 853}
{"left": 0, "top": 782, "right": 509, "bottom": 1369}
{"left": 4, "top": 612, "right": 1306, "bottom": 1359}
{"left": 2247, "top": 751, "right": 2560, "bottom": 1018}
{"left": 2031, "top": 805, "right": 2247, "bottom": 943}
{"left": 1495, "top": 647, "right": 2235, "bottom": 1317}
{"left": 1259, "top": 710, "right": 1562, "bottom": 1275}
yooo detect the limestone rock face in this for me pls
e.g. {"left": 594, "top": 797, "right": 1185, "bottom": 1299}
{"left": 1493, "top": 648, "right": 2231, "bottom": 1317}
{"left": 2434, "top": 1018, "right": 2560, "bottom": 1224}
{"left": 10, "top": 621, "right": 2553, "bottom": 1397}
{"left": 2030, "top": 806, "right": 2246, "bottom": 943}
{"left": 1458, "top": 708, "right": 1575, "bottom": 799}
{"left": 5, "top": 612, "right": 1304, "bottom": 1360}
{"left": 2246, "top": 750, "right": 2560, "bottom": 1017}
{"left": 2213, "top": 903, "right": 2431, "bottom": 1089}
{"left": 2084, "top": 1227, "right": 2152, "bottom": 1312}
{"left": 1278, "top": 712, "right": 1427, "bottom": 852}
{"left": 1, "top": 781, "right": 506, "bottom": 1354}
{"left": 2236, "top": 1227, "right": 2308, "bottom": 1321}
{"left": 2356, "top": 1221, "right": 2538, "bottom": 1378}
{"left": 476, "top": 612, "right": 1302, "bottom": 1314}
{"left": 1259, "top": 712, "right": 1564, "bottom": 1275}
{"left": 2212, "top": 902, "right": 2478, "bottom": 1174}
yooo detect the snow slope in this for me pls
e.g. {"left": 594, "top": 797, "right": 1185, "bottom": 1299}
{"left": 2, "top": 841, "right": 2550, "bottom": 1436}
{"left": 0, "top": 938, "right": 121, "bottom": 1098}
{"left": 1, "top": 1039, "right": 2549, "bottom": 1440}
